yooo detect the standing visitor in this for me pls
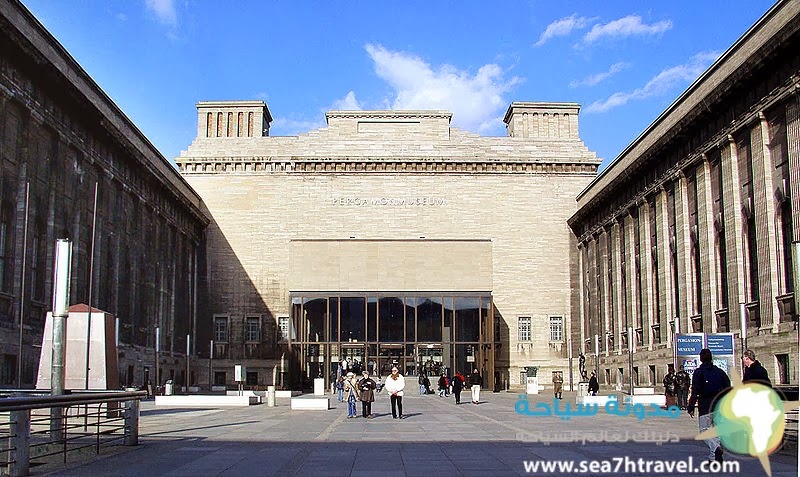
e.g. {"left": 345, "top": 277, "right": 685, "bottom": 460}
{"left": 663, "top": 364, "right": 676, "bottom": 408}
{"left": 687, "top": 348, "right": 731, "bottom": 463}
{"left": 358, "top": 371, "right": 376, "bottom": 418}
{"left": 385, "top": 366, "right": 405, "bottom": 419}
{"left": 470, "top": 369, "right": 482, "bottom": 404}
{"left": 344, "top": 372, "right": 358, "bottom": 418}
{"left": 742, "top": 349, "right": 771, "bottom": 386}
{"left": 675, "top": 365, "right": 690, "bottom": 410}
{"left": 552, "top": 372, "right": 563, "bottom": 400}
{"left": 336, "top": 375, "right": 345, "bottom": 402}
{"left": 588, "top": 371, "right": 599, "bottom": 396}
{"left": 418, "top": 373, "right": 426, "bottom": 395}
{"left": 452, "top": 372, "right": 464, "bottom": 404}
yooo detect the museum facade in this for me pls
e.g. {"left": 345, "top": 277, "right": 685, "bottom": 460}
{"left": 568, "top": 0, "right": 800, "bottom": 389}
{"left": 176, "top": 102, "right": 600, "bottom": 389}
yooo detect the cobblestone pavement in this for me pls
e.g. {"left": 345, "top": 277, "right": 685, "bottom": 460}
{"left": 39, "top": 391, "right": 797, "bottom": 476}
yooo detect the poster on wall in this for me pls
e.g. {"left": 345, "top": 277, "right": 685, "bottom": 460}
{"left": 675, "top": 333, "right": 704, "bottom": 378}
{"left": 675, "top": 332, "right": 736, "bottom": 379}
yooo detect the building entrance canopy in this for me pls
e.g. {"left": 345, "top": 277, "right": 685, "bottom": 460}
{"left": 289, "top": 294, "right": 495, "bottom": 391}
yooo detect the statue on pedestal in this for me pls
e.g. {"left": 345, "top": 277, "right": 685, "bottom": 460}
{"left": 578, "top": 352, "right": 588, "bottom": 381}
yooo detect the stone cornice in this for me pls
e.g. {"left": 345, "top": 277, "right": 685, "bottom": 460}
{"left": 177, "top": 157, "right": 598, "bottom": 175}
{"left": 325, "top": 110, "right": 453, "bottom": 121}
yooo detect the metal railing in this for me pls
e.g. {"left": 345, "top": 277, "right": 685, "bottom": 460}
{"left": 0, "top": 390, "right": 147, "bottom": 477}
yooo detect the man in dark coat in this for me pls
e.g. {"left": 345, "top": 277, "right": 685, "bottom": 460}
{"left": 358, "top": 371, "right": 376, "bottom": 418}
{"left": 663, "top": 364, "right": 676, "bottom": 407}
{"left": 452, "top": 372, "right": 464, "bottom": 404}
{"left": 588, "top": 371, "right": 599, "bottom": 395}
{"left": 742, "top": 349, "right": 771, "bottom": 386}
{"left": 688, "top": 348, "right": 731, "bottom": 463}
{"left": 470, "top": 369, "right": 482, "bottom": 404}
{"left": 675, "top": 365, "right": 690, "bottom": 410}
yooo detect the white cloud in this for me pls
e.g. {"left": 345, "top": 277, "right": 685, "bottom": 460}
{"left": 364, "top": 44, "right": 521, "bottom": 133}
{"left": 584, "top": 51, "right": 720, "bottom": 113}
{"left": 535, "top": 14, "right": 591, "bottom": 47}
{"left": 583, "top": 15, "right": 671, "bottom": 43}
{"left": 331, "top": 91, "right": 362, "bottom": 110}
{"left": 145, "top": 0, "right": 177, "bottom": 27}
{"left": 570, "top": 62, "right": 630, "bottom": 88}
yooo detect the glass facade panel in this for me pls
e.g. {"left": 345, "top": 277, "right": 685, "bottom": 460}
{"left": 303, "top": 297, "right": 327, "bottom": 342}
{"left": 405, "top": 297, "right": 416, "bottom": 342}
{"left": 340, "top": 297, "right": 365, "bottom": 342}
{"left": 328, "top": 297, "right": 339, "bottom": 342}
{"left": 456, "top": 297, "right": 480, "bottom": 341}
{"left": 379, "top": 297, "right": 404, "bottom": 342}
{"left": 367, "top": 297, "right": 378, "bottom": 341}
{"left": 417, "top": 297, "right": 443, "bottom": 342}
{"left": 443, "top": 297, "right": 454, "bottom": 342}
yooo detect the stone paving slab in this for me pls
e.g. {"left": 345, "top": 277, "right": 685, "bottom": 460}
{"left": 37, "top": 391, "right": 798, "bottom": 476}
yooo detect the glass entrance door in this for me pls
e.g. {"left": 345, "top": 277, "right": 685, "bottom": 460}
{"left": 340, "top": 344, "right": 366, "bottom": 375}
{"left": 377, "top": 343, "right": 404, "bottom": 377}
{"left": 418, "top": 344, "right": 445, "bottom": 377}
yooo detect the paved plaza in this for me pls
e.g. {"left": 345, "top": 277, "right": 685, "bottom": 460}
{"left": 41, "top": 391, "right": 797, "bottom": 476}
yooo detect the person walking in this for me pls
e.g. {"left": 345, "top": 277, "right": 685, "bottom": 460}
{"left": 552, "top": 372, "right": 563, "bottom": 400}
{"left": 358, "top": 371, "right": 376, "bottom": 418}
{"left": 452, "top": 372, "right": 464, "bottom": 404}
{"left": 385, "top": 366, "right": 405, "bottom": 419}
{"left": 470, "top": 369, "right": 482, "bottom": 404}
{"left": 438, "top": 373, "right": 448, "bottom": 397}
{"left": 688, "top": 348, "right": 731, "bottom": 463}
{"left": 742, "top": 349, "right": 771, "bottom": 386}
{"left": 675, "top": 365, "right": 690, "bottom": 410}
{"left": 418, "top": 374, "right": 426, "bottom": 395}
{"left": 336, "top": 375, "right": 345, "bottom": 402}
{"left": 588, "top": 371, "right": 599, "bottom": 396}
{"left": 344, "top": 372, "right": 359, "bottom": 418}
{"left": 663, "top": 364, "right": 676, "bottom": 408}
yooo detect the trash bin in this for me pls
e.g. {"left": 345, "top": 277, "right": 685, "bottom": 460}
{"left": 165, "top": 380, "right": 174, "bottom": 396}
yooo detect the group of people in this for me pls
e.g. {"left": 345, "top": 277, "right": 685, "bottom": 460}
{"left": 687, "top": 348, "right": 771, "bottom": 463}
{"left": 662, "top": 363, "right": 691, "bottom": 409}
{"left": 417, "top": 369, "right": 482, "bottom": 404}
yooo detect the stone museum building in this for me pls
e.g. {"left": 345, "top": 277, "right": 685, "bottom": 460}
{"left": 176, "top": 102, "right": 600, "bottom": 389}
{"left": 0, "top": 0, "right": 207, "bottom": 388}
{"left": 568, "top": 0, "right": 800, "bottom": 389}
{"left": 1, "top": 0, "right": 798, "bottom": 394}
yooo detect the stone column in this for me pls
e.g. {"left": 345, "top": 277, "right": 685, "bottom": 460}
{"left": 675, "top": 171, "right": 693, "bottom": 328}
{"left": 753, "top": 113, "right": 782, "bottom": 331}
{"left": 655, "top": 187, "right": 675, "bottom": 344}
{"left": 697, "top": 156, "right": 719, "bottom": 331}
{"left": 787, "top": 95, "right": 800, "bottom": 243}
{"left": 720, "top": 135, "right": 749, "bottom": 334}
{"left": 639, "top": 201, "right": 656, "bottom": 350}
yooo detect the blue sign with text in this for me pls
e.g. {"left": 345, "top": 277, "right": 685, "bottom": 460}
{"left": 675, "top": 334, "right": 704, "bottom": 355}
{"left": 706, "top": 334, "right": 735, "bottom": 355}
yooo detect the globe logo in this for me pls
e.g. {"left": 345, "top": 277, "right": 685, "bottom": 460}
{"left": 712, "top": 383, "right": 784, "bottom": 456}
{"left": 696, "top": 373, "right": 800, "bottom": 477}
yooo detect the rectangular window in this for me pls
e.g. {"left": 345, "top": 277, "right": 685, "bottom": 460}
{"left": 278, "top": 316, "right": 290, "bottom": 342}
{"left": 549, "top": 316, "right": 563, "bottom": 342}
{"left": 245, "top": 316, "right": 260, "bottom": 342}
{"left": 214, "top": 315, "right": 229, "bottom": 342}
{"left": 518, "top": 316, "right": 531, "bottom": 342}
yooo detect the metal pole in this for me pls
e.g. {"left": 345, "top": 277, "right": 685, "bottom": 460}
{"left": 567, "top": 337, "right": 573, "bottom": 392}
{"left": 51, "top": 239, "right": 72, "bottom": 438}
{"left": 209, "top": 339, "right": 214, "bottom": 391}
{"left": 186, "top": 334, "right": 190, "bottom": 394}
{"left": 85, "top": 182, "right": 98, "bottom": 390}
{"left": 593, "top": 334, "right": 599, "bottom": 382}
{"left": 628, "top": 326, "right": 634, "bottom": 394}
{"left": 739, "top": 302, "right": 747, "bottom": 376}
{"left": 791, "top": 241, "right": 799, "bottom": 477}
{"left": 155, "top": 327, "right": 160, "bottom": 395}
{"left": 17, "top": 182, "right": 29, "bottom": 388}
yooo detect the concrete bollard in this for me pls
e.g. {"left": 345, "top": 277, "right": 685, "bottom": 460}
{"left": 267, "top": 385, "right": 276, "bottom": 407}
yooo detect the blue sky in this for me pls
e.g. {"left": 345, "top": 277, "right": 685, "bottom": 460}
{"left": 22, "top": 1, "right": 776, "bottom": 170}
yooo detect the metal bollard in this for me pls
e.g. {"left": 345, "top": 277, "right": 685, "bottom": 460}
{"left": 9, "top": 410, "right": 30, "bottom": 477}
{"left": 124, "top": 399, "right": 140, "bottom": 446}
{"left": 267, "top": 385, "right": 276, "bottom": 407}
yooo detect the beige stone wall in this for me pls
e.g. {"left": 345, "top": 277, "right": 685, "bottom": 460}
{"left": 186, "top": 171, "right": 594, "bottom": 384}
{"left": 289, "top": 239, "right": 492, "bottom": 292}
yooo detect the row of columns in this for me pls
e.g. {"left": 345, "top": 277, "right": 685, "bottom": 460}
{"left": 578, "top": 93, "right": 800, "bottom": 356}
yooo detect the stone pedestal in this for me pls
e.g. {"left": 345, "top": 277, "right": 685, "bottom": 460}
{"left": 36, "top": 304, "right": 119, "bottom": 391}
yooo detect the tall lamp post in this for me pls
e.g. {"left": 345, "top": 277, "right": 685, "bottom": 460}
{"left": 628, "top": 326, "right": 634, "bottom": 394}
{"left": 593, "top": 334, "right": 599, "bottom": 381}
{"left": 792, "top": 241, "right": 799, "bottom": 476}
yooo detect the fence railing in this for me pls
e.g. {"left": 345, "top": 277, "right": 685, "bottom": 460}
{"left": 0, "top": 390, "right": 147, "bottom": 477}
